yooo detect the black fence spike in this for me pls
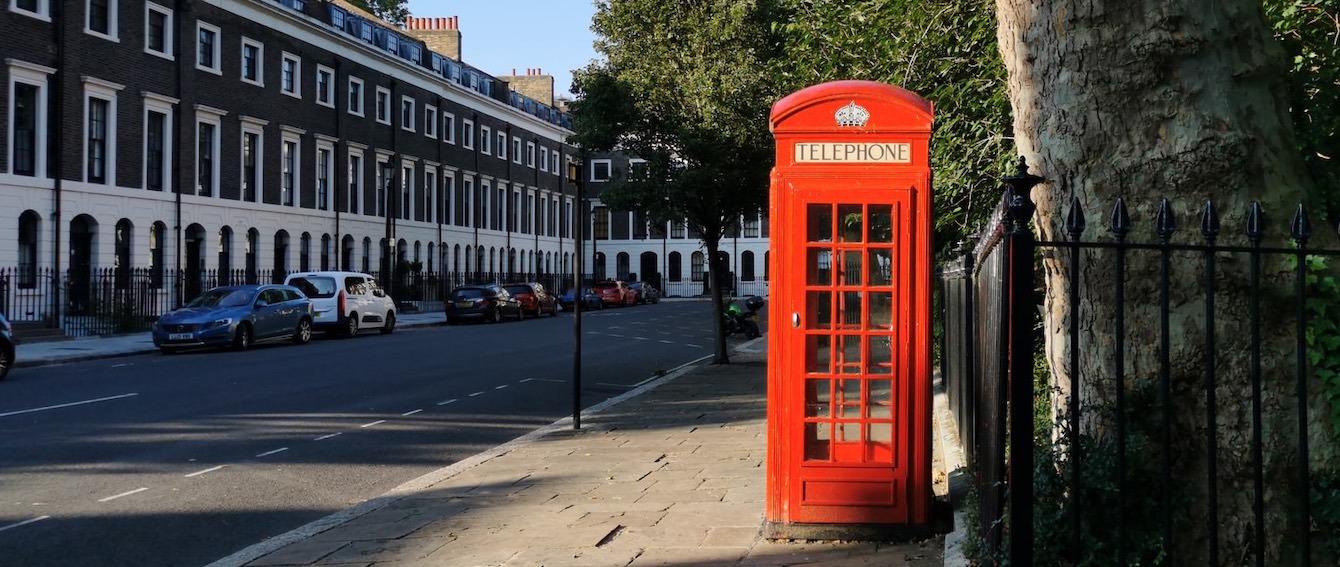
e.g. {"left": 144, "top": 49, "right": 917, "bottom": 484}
{"left": 1156, "top": 199, "right": 1177, "bottom": 241}
{"left": 1246, "top": 201, "right": 1264, "bottom": 242}
{"left": 1291, "top": 203, "right": 1311, "bottom": 243}
{"left": 1200, "top": 200, "right": 1220, "bottom": 240}
{"left": 1110, "top": 198, "right": 1131, "bottom": 238}
{"left": 1065, "top": 196, "right": 1087, "bottom": 239}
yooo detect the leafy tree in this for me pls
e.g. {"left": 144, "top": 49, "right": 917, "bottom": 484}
{"left": 1266, "top": 1, "right": 1340, "bottom": 224}
{"left": 570, "top": 1, "right": 783, "bottom": 364}
{"left": 346, "top": 0, "right": 409, "bottom": 26}
{"left": 768, "top": 0, "right": 1013, "bottom": 256}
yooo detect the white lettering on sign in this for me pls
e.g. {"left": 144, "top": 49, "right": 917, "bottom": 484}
{"left": 794, "top": 142, "right": 912, "bottom": 163}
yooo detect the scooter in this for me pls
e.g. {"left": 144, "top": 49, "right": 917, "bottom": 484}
{"left": 722, "top": 295, "right": 764, "bottom": 339}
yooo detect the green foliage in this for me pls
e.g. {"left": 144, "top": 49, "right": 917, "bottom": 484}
{"left": 1313, "top": 473, "right": 1340, "bottom": 558}
{"left": 345, "top": 0, "right": 409, "bottom": 26}
{"left": 1288, "top": 253, "right": 1340, "bottom": 435}
{"left": 768, "top": 0, "right": 1014, "bottom": 257}
{"left": 1265, "top": 1, "right": 1340, "bottom": 224}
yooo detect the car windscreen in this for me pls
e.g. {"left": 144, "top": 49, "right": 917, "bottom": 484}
{"left": 450, "top": 289, "right": 488, "bottom": 300}
{"left": 288, "top": 276, "right": 338, "bottom": 298}
{"left": 187, "top": 289, "right": 253, "bottom": 308}
{"left": 503, "top": 285, "right": 531, "bottom": 296}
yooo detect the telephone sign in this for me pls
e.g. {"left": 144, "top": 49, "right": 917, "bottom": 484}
{"left": 765, "top": 80, "right": 934, "bottom": 540}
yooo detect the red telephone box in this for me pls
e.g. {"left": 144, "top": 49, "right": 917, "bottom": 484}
{"left": 765, "top": 81, "right": 934, "bottom": 540}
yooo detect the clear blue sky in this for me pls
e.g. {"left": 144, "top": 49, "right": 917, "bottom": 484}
{"left": 403, "top": 1, "right": 602, "bottom": 100}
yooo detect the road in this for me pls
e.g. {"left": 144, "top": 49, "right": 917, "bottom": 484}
{"left": 0, "top": 301, "right": 721, "bottom": 567}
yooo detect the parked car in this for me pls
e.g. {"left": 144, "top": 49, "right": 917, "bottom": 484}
{"left": 285, "top": 271, "right": 397, "bottom": 337}
{"left": 445, "top": 284, "right": 525, "bottom": 324}
{"left": 0, "top": 311, "right": 14, "bottom": 380}
{"left": 559, "top": 288, "right": 604, "bottom": 312}
{"left": 628, "top": 282, "right": 661, "bottom": 304}
{"left": 503, "top": 282, "right": 559, "bottom": 317}
{"left": 153, "top": 284, "right": 314, "bottom": 353}
{"left": 593, "top": 280, "right": 636, "bottom": 307}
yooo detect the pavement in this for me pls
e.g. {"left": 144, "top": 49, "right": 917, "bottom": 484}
{"left": 10, "top": 305, "right": 969, "bottom": 567}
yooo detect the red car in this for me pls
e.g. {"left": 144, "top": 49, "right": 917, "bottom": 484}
{"left": 593, "top": 280, "right": 636, "bottom": 307}
{"left": 503, "top": 282, "right": 560, "bottom": 317}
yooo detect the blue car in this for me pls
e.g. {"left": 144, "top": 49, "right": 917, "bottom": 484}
{"left": 153, "top": 284, "right": 314, "bottom": 353}
{"left": 558, "top": 287, "right": 603, "bottom": 312}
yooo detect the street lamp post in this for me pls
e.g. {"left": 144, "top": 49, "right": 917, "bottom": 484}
{"left": 568, "top": 155, "right": 585, "bottom": 429}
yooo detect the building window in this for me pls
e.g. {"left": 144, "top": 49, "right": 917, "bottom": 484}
{"left": 741, "top": 250, "right": 756, "bottom": 281}
{"left": 12, "top": 0, "right": 50, "bottom": 20}
{"left": 691, "top": 251, "right": 705, "bottom": 282}
{"left": 501, "top": 132, "right": 511, "bottom": 160}
{"left": 593, "top": 205, "right": 609, "bottom": 240}
{"left": 424, "top": 105, "right": 437, "bottom": 138}
{"left": 744, "top": 213, "right": 760, "bottom": 237}
{"left": 671, "top": 220, "right": 686, "bottom": 239}
{"left": 86, "top": 97, "right": 110, "bottom": 184}
{"left": 281, "top": 138, "right": 298, "bottom": 206}
{"left": 18, "top": 211, "right": 38, "bottom": 289}
{"left": 196, "top": 22, "right": 221, "bottom": 74}
{"left": 246, "top": 229, "right": 260, "bottom": 284}
{"left": 423, "top": 168, "right": 436, "bottom": 224}
{"left": 514, "top": 137, "right": 524, "bottom": 164}
{"left": 401, "top": 163, "right": 413, "bottom": 220}
{"left": 348, "top": 76, "right": 364, "bottom": 116}
{"left": 361, "top": 237, "right": 371, "bottom": 273}
{"left": 590, "top": 159, "right": 612, "bottom": 181}
{"left": 539, "top": 147, "right": 549, "bottom": 172}
{"left": 526, "top": 142, "right": 536, "bottom": 168}
{"left": 320, "top": 234, "right": 332, "bottom": 270}
{"left": 400, "top": 96, "right": 415, "bottom": 131}
{"left": 375, "top": 86, "right": 391, "bottom": 124}
{"left": 347, "top": 150, "right": 363, "bottom": 215}
{"left": 443, "top": 112, "right": 455, "bottom": 144}
{"left": 241, "top": 128, "right": 262, "bottom": 202}
{"left": 300, "top": 232, "right": 311, "bottom": 272}
{"left": 241, "top": 38, "right": 263, "bottom": 85}
{"left": 274, "top": 231, "right": 290, "bottom": 277}
{"left": 11, "top": 81, "right": 40, "bottom": 176}
{"left": 480, "top": 125, "right": 491, "bottom": 155}
{"left": 144, "top": 110, "right": 167, "bottom": 191}
{"left": 196, "top": 120, "right": 217, "bottom": 196}
{"left": 316, "top": 145, "right": 331, "bottom": 210}
{"left": 144, "top": 3, "right": 171, "bottom": 58}
{"left": 375, "top": 157, "right": 390, "bottom": 217}
{"left": 281, "top": 52, "right": 300, "bottom": 97}
{"left": 86, "top": 0, "right": 118, "bottom": 39}
{"left": 462, "top": 119, "right": 474, "bottom": 149}
{"left": 115, "top": 218, "right": 133, "bottom": 287}
{"left": 316, "top": 65, "right": 334, "bottom": 107}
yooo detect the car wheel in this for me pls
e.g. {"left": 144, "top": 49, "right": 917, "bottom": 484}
{"left": 293, "top": 318, "right": 313, "bottom": 345}
{"left": 489, "top": 307, "right": 502, "bottom": 324}
{"left": 233, "top": 323, "right": 253, "bottom": 351}
{"left": 344, "top": 314, "right": 360, "bottom": 338}
{"left": 380, "top": 312, "right": 396, "bottom": 334}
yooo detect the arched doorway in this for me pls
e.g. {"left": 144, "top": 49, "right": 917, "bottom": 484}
{"left": 640, "top": 251, "right": 658, "bottom": 287}
{"left": 68, "top": 215, "right": 98, "bottom": 314}
{"left": 185, "top": 224, "right": 207, "bottom": 301}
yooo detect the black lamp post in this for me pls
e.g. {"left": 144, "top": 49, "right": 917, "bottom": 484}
{"left": 567, "top": 155, "right": 585, "bottom": 429}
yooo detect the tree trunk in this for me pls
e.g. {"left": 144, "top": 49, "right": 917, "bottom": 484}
{"left": 706, "top": 235, "right": 730, "bottom": 364}
{"left": 996, "top": 0, "right": 1337, "bottom": 563}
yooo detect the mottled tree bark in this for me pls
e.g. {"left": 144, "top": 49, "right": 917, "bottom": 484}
{"left": 996, "top": 0, "right": 1336, "bottom": 563}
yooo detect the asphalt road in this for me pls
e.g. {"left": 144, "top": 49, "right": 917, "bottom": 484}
{"left": 0, "top": 301, "right": 721, "bottom": 567}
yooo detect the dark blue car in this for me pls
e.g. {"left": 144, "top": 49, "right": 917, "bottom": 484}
{"left": 153, "top": 284, "right": 314, "bottom": 353}
{"left": 558, "top": 287, "right": 603, "bottom": 312}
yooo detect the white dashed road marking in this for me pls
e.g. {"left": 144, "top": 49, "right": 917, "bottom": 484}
{"left": 256, "top": 448, "right": 288, "bottom": 458}
{"left": 314, "top": 432, "right": 342, "bottom": 441}
{"left": 185, "top": 465, "right": 226, "bottom": 478}
{"left": 98, "top": 488, "right": 148, "bottom": 502}
{"left": 402, "top": 409, "right": 423, "bottom": 416}
{"left": 0, "top": 393, "right": 139, "bottom": 418}
{"left": 0, "top": 516, "right": 49, "bottom": 533}
{"left": 360, "top": 420, "right": 386, "bottom": 428}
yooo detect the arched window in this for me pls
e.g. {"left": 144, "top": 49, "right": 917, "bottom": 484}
{"left": 341, "top": 234, "right": 355, "bottom": 271}
{"left": 426, "top": 242, "right": 434, "bottom": 272}
{"left": 690, "top": 251, "right": 705, "bottom": 282}
{"left": 299, "top": 232, "right": 311, "bottom": 272}
{"left": 218, "top": 226, "right": 234, "bottom": 285}
{"left": 150, "top": 222, "right": 167, "bottom": 288}
{"left": 616, "top": 252, "right": 630, "bottom": 280}
{"left": 273, "top": 230, "right": 290, "bottom": 281}
{"left": 669, "top": 251, "right": 682, "bottom": 282}
{"left": 18, "top": 211, "right": 39, "bottom": 289}
{"left": 246, "top": 228, "right": 260, "bottom": 284}
{"left": 362, "top": 237, "right": 372, "bottom": 273}
{"left": 741, "top": 250, "right": 756, "bottom": 281}
{"left": 114, "top": 218, "right": 133, "bottom": 288}
{"left": 764, "top": 251, "right": 771, "bottom": 281}
{"left": 321, "top": 234, "right": 332, "bottom": 271}
{"left": 593, "top": 252, "right": 606, "bottom": 280}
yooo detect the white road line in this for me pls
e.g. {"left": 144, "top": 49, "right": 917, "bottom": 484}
{"left": 0, "top": 393, "right": 139, "bottom": 418}
{"left": 98, "top": 488, "right": 148, "bottom": 502}
{"left": 185, "top": 465, "right": 226, "bottom": 478}
{"left": 468, "top": 391, "right": 485, "bottom": 397}
{"left": 360, "top": 420, "right": 386, "bottom": 428}
{"left": 609, "top": 333, "right": 625, "bottom": 338}
{"left": 0, "top": 516, "right": 50, "bottom": 533}
{"left": 436, "top": 399, "right": 458, "bottom": 406}
{"left": 111, "top": 363, "right": 130, "bottom": 368}
{"left": 402, "top": 409, "right": 423, "bottom": 416}
{"left": 633, "top": 336, "right": 650, "bottom": 341}
{"left": 519, "top": 378, "right": 534, "bottom": 383}
{"left": 256, "top": 448, "right": 288, "bottom": 458}
{"left": 686, "top": 344, "right": 704, "bottom": 349}
{"left": 314, "top": 432, "right": 342, "bottom": 441}
{"left": 494, "top": 385, "right": 508, "bottom": 390}
{"left": 659, "top": 340, "right": 676, "bottom": 344}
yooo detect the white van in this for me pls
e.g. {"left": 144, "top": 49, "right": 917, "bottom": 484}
{"left": 284, "top": 271, "right": 397, "bottom": 337}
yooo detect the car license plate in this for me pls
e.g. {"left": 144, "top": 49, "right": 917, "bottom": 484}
{"left": 456, "top": 301, "right": 474, "bottom": 307}
{"left": 169, "top": 333, "right": 193, "bottom": 341}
